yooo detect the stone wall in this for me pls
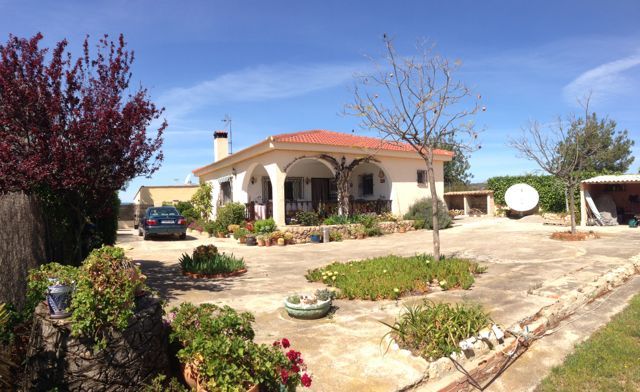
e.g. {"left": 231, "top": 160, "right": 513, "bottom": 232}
{"left": 282, "top": 220, "right": 416, "bottom": 243}
{"left": 24, "top": 296, "right": 169, "bottom": 391}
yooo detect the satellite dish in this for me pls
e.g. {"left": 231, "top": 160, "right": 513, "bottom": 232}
{"left": 505, "top": 183, "right": 539, "bottom": 212}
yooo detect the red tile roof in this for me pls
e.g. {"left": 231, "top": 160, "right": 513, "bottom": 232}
{"left": 272, "top": 129, "right": 454, "bottom": 156}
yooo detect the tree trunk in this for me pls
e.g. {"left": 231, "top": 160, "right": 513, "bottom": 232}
{"left": 567, "top": 183, "right": 577, "bottom": 234}
{"left": 425, "top": 153, "right": 440, "bottom": 261}
{"left": 336, "top": 173, "right": 350, "bottom": 216}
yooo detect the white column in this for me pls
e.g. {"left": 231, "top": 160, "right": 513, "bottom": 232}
{"left": 266, "top": 164, "right": 286, "bottom": 226}
{"left": 486, "top": 194, "right": 494, "bottom": 217}
{"left": 463, "top": 195, "right": 470, "bottom": 216}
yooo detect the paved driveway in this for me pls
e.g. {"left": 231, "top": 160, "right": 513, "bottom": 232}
{"left": 117, "top": 217, "right": 640, "bottom": 391}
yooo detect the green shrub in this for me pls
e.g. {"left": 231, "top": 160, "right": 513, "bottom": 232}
{"left": 179, "top": 245, "right": 245, "bottom": 275}
{"left": 323, "top": 214, "right": 351, "bottom": 225}
{"left": 217, "top": 202, "right": 246, "bottom": 229}
{"left": 175, "top": 201, "right": 198, "bottom": 223}
{"left": 204, "top": 220, "right": 226, "bottom": 235}
{"left": 404, "top": 198, "right": 452, "bottom": 229}
{"left": 384, "top": 301, "right": 490, "bottom": 360}
{"left": 486, "top": 175, "right": 566, "bottom": 213}
{"left": 295, "top": 211, "right": 321, "bottom": 226}
{"left": 191, "top": 183, "right": 213, "bottom": 220}
{"left": 254, "top": 218, "right": 276, "bottom": 234}
{"left": 306, "top": 255, "right": 486, "bottom": 300}
{"left": 70, "top": 245, "right": 147, "bottom": 351}
{"left": 329, "top": 231, "right": 343, "bottom": 242}
{"left": 168, "top": 303, "right": 312, "bottom": 392}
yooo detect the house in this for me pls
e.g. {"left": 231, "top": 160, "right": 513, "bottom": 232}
{"left": 133, "top": 185, "right": 199, "bottom": 209}
{"left": 193, "top": 129, "right": 453, "bottom": 226}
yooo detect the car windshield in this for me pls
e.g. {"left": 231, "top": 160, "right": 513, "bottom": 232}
{"left": 148, "top": 207, "right": 179, "bottom": 218}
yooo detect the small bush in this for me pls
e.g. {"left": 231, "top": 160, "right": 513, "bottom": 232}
{"left": 254, "top": 218, "right": 276, "bottom": 234}
{"left": 233, "top": 227, "right": 250, "bottom": 240}
{"left": 175, "top": 201, "right": 198, "bottom": 223}
{"left": 217, "top": 202, "right": 246, "bottom": 229}
{"left": 204, "top": 220, "right": 225, "bottom": 235}
{"left": 179, "top": 245, "right": 245, "bottom": 275}
{"left": 306, "top": 255, "right": 485, "bottom": 300}
{"left": 385, "top": 301, "right": 490, "bottom": 360}
{"left": 404, "top": 198, "right": 452, "bottom": 229}
{"left": 296, "top": 211, "right": 321, "bottom": 226}
{"left": 329, "top": 231, "right": 343, "bottom": 242}
{"left": 71, "top": 245, "right": 148, "bottom": 351}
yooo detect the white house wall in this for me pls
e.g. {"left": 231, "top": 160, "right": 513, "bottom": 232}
{"left": 198, "top": 148, "right": 446, "bottom": 224}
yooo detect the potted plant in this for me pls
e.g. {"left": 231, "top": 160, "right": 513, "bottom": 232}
{"left": 256, "top": 235, "right": 265, "bottom": 247}
{"left": 167, "top": 303, "right": 313, "bottom": 392}
{"left": 245, "top": 233, "right": 257, "bottom": 246}
{"left": 234, "top": 227, "right": 250, "bottom": 244}
{"left": 227, "top": 224, "right": 241, "bottom": 234}
{"left": 264, "top": 233, "right": 273, "bottom": 247}
{"left": 284, "top": 289, "right": 335, "bottom": 319}
{"left": 398, "top": 225, "right": 406, "bottom": 233}
{"left": 283, "top": 232, "right": 294, "bottom": 245}
{"left": 28, "top": 262, "right": 79, "bottom": 319}
{"left": 309, "top": 232, "right": 322, "bottom": 243}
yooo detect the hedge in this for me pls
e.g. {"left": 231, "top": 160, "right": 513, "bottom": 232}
{"left": 486, "top": 175, "right": 566, "bottom": 213}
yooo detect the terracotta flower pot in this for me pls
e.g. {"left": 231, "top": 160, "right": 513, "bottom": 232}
{"left": 265, "top": 239, "right": 272, "bottom": 247}
{"left": 257, "top": 239, "right": 265, "bottom": 246}
{"left": 216, "top": 232, "right": 226, "bottom": 238}
{"left": 183, "top": 364, "right": 258, "bottom": 392}
{"left": 398, "top": 226, "right": 406, "bottom": 233}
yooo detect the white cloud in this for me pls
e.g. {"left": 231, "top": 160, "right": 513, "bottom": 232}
{"left": 563, "top": 52, "right": 640, "bottom": 104}
{"left": 159, "top": 63, "right": 362, "bottom": 121}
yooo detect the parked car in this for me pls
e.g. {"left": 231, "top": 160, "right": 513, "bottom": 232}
{"left": 138, "top": 206, "right": 187, "bottom": 240}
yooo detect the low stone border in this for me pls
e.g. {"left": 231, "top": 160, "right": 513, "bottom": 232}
{"left": 283, "top": 220, "right": 416, "bottom": 244}
{"left": 182, "top": 268, "right": 248, "bottom": 279}
{"left": 393, "top": 254, "right": 640, "bottom": 391}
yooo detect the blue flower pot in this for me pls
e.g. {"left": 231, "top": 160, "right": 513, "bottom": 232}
{"left": 309, "top": 234, "right": 322, "bottom": 243}
{"left": 46, "top": 284, "right": 73, "bottom": 319}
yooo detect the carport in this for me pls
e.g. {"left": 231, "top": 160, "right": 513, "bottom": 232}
{"left": 444, "top": 190, "right": 495, "bottom": 216}
{"left": 580, "top": 174, "right": 640, "bottom": 226}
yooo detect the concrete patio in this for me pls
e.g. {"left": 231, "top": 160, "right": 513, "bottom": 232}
{"left": 117, "top": 217, "right": 640, "bottom": 391}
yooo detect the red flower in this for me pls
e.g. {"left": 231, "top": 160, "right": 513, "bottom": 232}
{"left": 286, "top": 349, "right": 301, "bottom": 363}
{"left": 301, "top": 373, "right": 312, "bottom": 387}
{"left": 273, "top": 340, "right": 281, "bottom": 347}
{"left": 280, "top": 369, "right": 289, "bottom": 384}
{"left": 291, "top": 364, "right": 300, "bottom": 373}
{"left": 281, "top": 338, "right": 290, "bottom": 348}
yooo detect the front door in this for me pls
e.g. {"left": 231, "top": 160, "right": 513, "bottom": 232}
{"left": 311, "top": 178, "right": 330, "bottom": 207}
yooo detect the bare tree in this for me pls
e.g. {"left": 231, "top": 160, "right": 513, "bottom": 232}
{"left": 347, "top": 36, "right": 481, "bottom": 261}
{"left": 510, "top": 99, "right": 596, "bottom": 234}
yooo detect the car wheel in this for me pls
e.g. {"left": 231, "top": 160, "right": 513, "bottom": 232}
{"left": 143, "top": 230, "right": 150, "bottom": 240}
{"left": 138, "top": 228, "right": 143, "bottom": 236}
{"left": 179, "top": 233, "right": 186, "bottom": 240}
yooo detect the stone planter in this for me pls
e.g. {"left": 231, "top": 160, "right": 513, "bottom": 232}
{"left": 24, "top": 296, "right": 169, "bottom": 391}
{"left": 46, "top": 283, "right": 73, "bottom": 319}
{"left": 284, "top": 297, "right": 331, "bottom": 320}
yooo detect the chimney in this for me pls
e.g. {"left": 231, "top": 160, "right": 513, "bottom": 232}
{"left": 213, "top": 130, "right": 229, "bottom": 162}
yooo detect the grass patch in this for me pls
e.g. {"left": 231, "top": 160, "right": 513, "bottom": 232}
{"left": 385, "top": 300, "right": 491, "bottom": 360}
{"left": 305, "top": 254, "right": 486, "bottom": 300}
{"left": 537, "top": 293, "right": 640, "bottom": 392}
{"left": 179, "top": 245, "right": 245, "bottom": 276}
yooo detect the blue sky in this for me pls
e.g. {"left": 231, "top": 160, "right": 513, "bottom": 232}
{"left": 1, "top": 0, "right": 639, "bottom": 202}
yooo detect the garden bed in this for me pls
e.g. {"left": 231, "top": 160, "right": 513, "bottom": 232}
{"left": 283, "top": 220, "right": 416, "bottom": 244}
{"left": 306, "top": 255, "right": 486, "bottom": 300}
{"left": 550, "top": 231, "right": 600, "bottom": 241}
{"left": 182, "top": 268, "right": 247, "bottom": 279}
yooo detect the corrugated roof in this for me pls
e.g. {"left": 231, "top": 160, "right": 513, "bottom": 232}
{"left": 272, "top": 130, "right": 455, "bottom": 156}
{"left": 581, "top": 174, "right": 640, "bottom": 184}
{"left": 444, "top": 190, "right": 494, "bottom": 196}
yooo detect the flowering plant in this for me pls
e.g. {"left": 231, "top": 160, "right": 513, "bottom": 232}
{"left": 167, "top": 304, "right": 312, "bottom": 391}
{"left": 272, "top": 338, "right": 312, "bottom": 390}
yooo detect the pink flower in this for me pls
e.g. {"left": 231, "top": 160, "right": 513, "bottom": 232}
{"left": 301, "top": 373, "right": 312, "bottom": 387}
{"left": 281, "top": 338, "right": 290, "bottom": 348}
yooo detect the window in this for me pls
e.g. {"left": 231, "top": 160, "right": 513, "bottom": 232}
{"left": 262, "top": 177, "right": 304, "bottom": 201}
{"left": 220, "top": 181, "right": 232, "bottom": 204}
{"left": 417, "top": 170, "right": 427, "bottom": 185}
{"left": 285, "top": 177, "right": 304, "bottom": 200}
{"left": 359, "top": 174, "right": 374, "bottom": 196}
